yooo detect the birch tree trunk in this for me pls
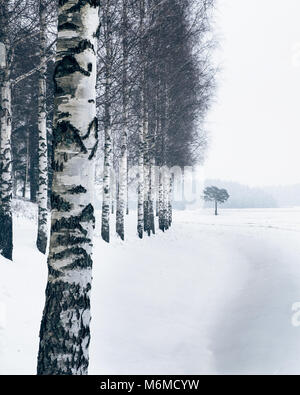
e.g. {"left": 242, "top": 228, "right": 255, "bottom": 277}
{"left": 23, "top": 130, "right": 29, "bottom": 198}
{"left": 168, "top": 174, "right": 173, "bottom": 228}
{"left": 37, "top": 0, "right": 100, "bottom": 375}
{"left": 116, "top": 0, "right": 128, "bottom": 241}
{"left": 126, "top": 164, "right": 129, "bottom": 215}
{"left": 0, "top": 77, "right": 13, "bottom": 260}
{"left": 143, "top": 102, "right": 150, "bottom": 235}
{"left": 36, "top": 0, "right": 49, "bottom": 254}
{"left": 137, "top": 0, "right": 145, "bottom": 239}
{"left": 148, "top": 154, "right": 155, "bottom": 234}
{"left": 158, "top": 167, "right": 164, "bottom": 232}
{"left": 148, "top": 83, "right": 159, "bottom": 234}
{"left": 0, "top": 3, "right": 13, "bottom": 260}
{"left": 137, "top": 93, "right": 144, "bottom": 239}
{"left": 163, "top": 168, "right": 169, "bottom": 231}
{"left": 101, "top": 0, "right": 112, "bottom": 243}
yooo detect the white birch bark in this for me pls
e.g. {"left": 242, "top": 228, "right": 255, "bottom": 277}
{"left": 36, "top": 0, "right": 49, "bottom": 254}
{"left": 143, "top": 102, "right": 150, "bottom": 234}
{"left": 37, "top": 0, "right": 100, "bottom": 375}
{"left": 23, "top": 130, "right": 30, "bottom": 198}
{"left": 168, "top": 173, "right": 173, "bottom": 228}
{"left": 116, "top": 0, "right": 128, "bottom": 241}
{"left": 148, "top": 154, "right": 156, "bottom": 234}
{"left": 101, "top": 0, "right": 112, "bottom": 243}
{"left": 0, "top": 3, "right": 13, "bottom": 260}
{"left": 137, "top": 96, "right": 144, "bottom": 239}
{"left": 158, "top": 167, "right": 164, "bottom": 231}
{"left": 0, "top": 78, "right": 13, "bottom": 260}
{"left": 137, "top": 0, "right": 145, "bottom": 239}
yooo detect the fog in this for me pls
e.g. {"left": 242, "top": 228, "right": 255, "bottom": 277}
{"left": 204, "top": 0, "right": 300, "bottom": 187}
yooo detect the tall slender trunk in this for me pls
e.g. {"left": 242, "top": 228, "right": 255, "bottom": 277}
{"left": 148, "top": 81, "right": 159, "bottom": 234}
{"left": 143, "top": 102, "right": 150, "bottom": 235}
{"left": 168, "top": 174, "right": 173, "bottom": 228}
{"left": 36, "top": 0, "right": 48, "bottom": 254}
{"left": 215, "top": 200, "right": 218, "bottom": 216}
{"left": 37, "top": 0, "right": 100, "bottom": 375}
{"left": 163, "top": 168, "right": 169, "bottom": 231}
{"left": 0, "top": 78, "right": 13, "bottom": 260}
{"left": 148, "top": 155, "right": 155, "bottom": 234}
{"left": 158, "top": 80, "right": 168, "bottom": 232}
{"left": 158, "top": 168, "right": 164, "bottom": 232}
{"left": 116, "top": 0, "right": 128, "bottom": 241}
{"left": 23, "top": 130, "right": 30, "bottom": 198}
{"left": 137, "top": 0, "right": 145, "bottom": 239}
{"left": 126, "top": 164, "right": 129, "bottom": 215}
{"left": 137, "top": 92, "right": 144, "bottom": 239}
{"left": 101, "top": 0, "right": 112, "bottom": 243}
{"left": 0, "top": 3, "right": 12, "bottom": 260}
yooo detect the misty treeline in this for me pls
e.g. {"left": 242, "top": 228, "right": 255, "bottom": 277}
{"left": 0, "top": 0, "right": 215, "bottom": 260}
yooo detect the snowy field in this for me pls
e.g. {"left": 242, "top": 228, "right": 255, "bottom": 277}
{"left": 1, "top": 204, "right": 300, "bottom": 375}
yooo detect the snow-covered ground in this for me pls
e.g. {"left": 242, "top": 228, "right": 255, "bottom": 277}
{"left": 1, "top": 205, "right": 300, "bottom": 375}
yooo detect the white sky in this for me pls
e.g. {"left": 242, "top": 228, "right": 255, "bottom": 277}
{"left": 204, "top": 0, "right": 300, "bottom": 187}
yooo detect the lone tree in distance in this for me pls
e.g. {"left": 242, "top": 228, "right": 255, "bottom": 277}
{"left": 203, "top": 186, "right": 229, "bottom": 216}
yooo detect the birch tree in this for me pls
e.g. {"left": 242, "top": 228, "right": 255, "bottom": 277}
{"left": 37, "top": 0, "right": 100, "bottom": 375}
{"left": 101, "top": 0, "right": 112, "bottom": 243}
{"left": 36, "top": 0, "right": 49, "bottom": 254}
{"left": 137, "top": 0, "right": 145, "bottom": 239}
{"left": 116, "top": 0, "right": 128, "bottom": 241}
{"left": 0, "top": 1, "right": 13, "bottom": 260}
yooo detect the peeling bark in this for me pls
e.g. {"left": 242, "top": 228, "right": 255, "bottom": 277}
{"left": 101, "top": 0, "right": 112, "bottom": 243}
{"left": 137, "top": 95, "right": 144, "bottom": 239}
{"left": 137, "top": 0, "right": 145, "bottom": 239}
{"left": 116, "top": 0, "right": 128, "bottom": 241}
{"left": 0, "top": 78, "right": 13, "bottom": 260}
{"left": 0, "top": 3, "right": 13, "bottom": 260}
{"left": 36, "top": 0, "right": 49, "bottom": 254}
{"left": 37, "top": 0, "right": 100, "bottom": 375}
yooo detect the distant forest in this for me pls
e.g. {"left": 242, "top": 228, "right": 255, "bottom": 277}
{"left": 203, "top": 180, "right": 300, "bottom": 209}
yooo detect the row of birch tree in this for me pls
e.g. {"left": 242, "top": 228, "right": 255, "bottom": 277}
{"left": 0, "top": 0, "right": 214, "bottom": 260}
{"left": 0, "top": 0, "right": 214, "bottom": 373}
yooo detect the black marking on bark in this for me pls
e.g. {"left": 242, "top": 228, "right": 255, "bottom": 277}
{"left": 68, "top": 185, "right": 87, "bottom": 194}
{"left": 0, "top": 212, "right": 13, "bottom": 260}
{"left": 37, "top": 226, "right": 47, "bottom": 255}
{"left": 58, "top": 22, "right": 78, "bottom": 31}
{"left": 52, "top": 216, "right": 87, "bottom": 236}
{"left": 57, "top": 112, "right": 71, "bottom": 120}
{"left": 54, "top": 55, "right": 90, "bottom": 95}
{"left": 37, "top": 280, "right": 91, "bottom": 375}
{"left": 73, "top": 40, "right": 95, "bottom": 55}
{"left": 48, "top": 265, "right": 63, "bottom": 278}
{"left": 69, "top": 0, "right": 100, "bottom": 13}
{"left": 56, "top": 234, "right": 91, "bottom": 246}
{"left": 53, "top": 160, "right": 64, "bottom": 172}
{"left": 58, "top": 0, "right": 69, "bottom": 6}
{"left": 52, "top": 204, "right": 95, "bottom": 236}
{"left": 51, "top": 193, "right": 72, "bottom": 212}
{"left": 80, "top": 204, "right": 95, "bottom": 224}
{"left": 94, "top": 23, "right": 101, "bottom": 38}
{"left": 82, "top": 117, "right": 98, "bottom": 140}
{"left": 88, "top": 140, "right": 98, "bottom": 160}
{"left": 53, "top": 121, "right": 88, "bottom": 154}
{"left": 52, "top": 246, "right": 90, "bottom": 262}
{"left": 55, "top": 55, "right": 90, "bottom": 78}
